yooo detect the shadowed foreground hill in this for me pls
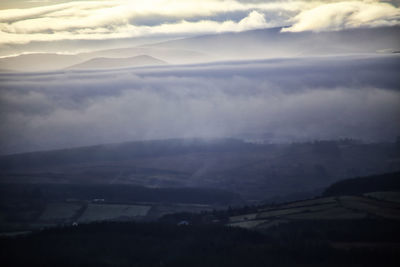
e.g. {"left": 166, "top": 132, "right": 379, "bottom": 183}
{"left": 1, "top": 220, "right": 399, "bottom": 267}
{"left": 1, "top": 172, "right": 400, "bottom": 266}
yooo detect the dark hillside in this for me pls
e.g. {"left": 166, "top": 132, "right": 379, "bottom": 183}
{"left": 1, "top": 139, "right": 399, "bottom": 201}
{"left": 0, "top": 138, "right": 250, "bottom": 170}
{"left": 324, "top": 172, "right": 400, "bottom": 196}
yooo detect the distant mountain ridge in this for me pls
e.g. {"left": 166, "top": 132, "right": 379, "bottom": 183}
{"left": 66, "top": 55, "right": 167, "bottom": 70}
{"left": 1, "top": 26, "right": 399, "bottom": 72}
{"left": 80, "top": 46, "right": 207, "bottom": 65}
{"left": 0, "top": 53, "right": 83, "bottom": 72}
{"left": 148, "top": 26, "right": 400, "bottom": 60}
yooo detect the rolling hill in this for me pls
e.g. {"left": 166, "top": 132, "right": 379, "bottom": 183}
{"left": 1, "top": 138, "right": 399, "bottom": 201}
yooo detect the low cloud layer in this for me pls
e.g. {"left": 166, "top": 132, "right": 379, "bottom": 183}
{"left": 0, "top": 55, "right": 399, "bottom": 154}
{"left": 0, "top": 0, "right": 399, "bottom": 54}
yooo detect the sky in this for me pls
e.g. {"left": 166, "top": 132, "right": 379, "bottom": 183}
{"left": 0, "top": 0, "right": 400, "bottom": 55}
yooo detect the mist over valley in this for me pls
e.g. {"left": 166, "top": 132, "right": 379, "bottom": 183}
{"left": 1, "top": 1, "right": 400, "bottom": 266}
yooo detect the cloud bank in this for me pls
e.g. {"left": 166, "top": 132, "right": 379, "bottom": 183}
{"left": 283, "top": 1, "right": 400, "bottom": 32}
{"left": 0, "top": 55, "right": 399, "bottom": 154}
{"left": 0, "top": 0, "right": 399, "bottom": 50}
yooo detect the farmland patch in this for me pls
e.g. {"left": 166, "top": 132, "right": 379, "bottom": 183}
{"left": 78, "top": 204, "right": 151, "bottom": 223}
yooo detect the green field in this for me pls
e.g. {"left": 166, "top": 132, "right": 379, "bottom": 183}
{"left": 78, "top": 204, "right": 151, "bottom": 223}
{"left": 283, "top": 207, "right": 366, "bottom": 220}
{"left": 39, "top": 203, "right": 82, "bottom": 222}
{"left": 339, "top": 196, "right": 400, "bottom": 220}
{"left": 228, "top": 193, "right": 400, "bottom": 230}
{"left": 256, "top": 202, "right": 338, "bottom": 219}
{"left": 228, "top": 219, "right": 268, "bottom": 229}
{"left": 229, "top": 213, "right": 258, "bottom": 223}
{"left": 365, "top": 191, "right": 400, "bottom": 203}
{"left": 276, "top": 197, "right": 337, "bottom": 209}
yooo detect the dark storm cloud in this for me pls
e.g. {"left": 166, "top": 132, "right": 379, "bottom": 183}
{"left": 0, "top": 55, "right": 399, "bottom": 154}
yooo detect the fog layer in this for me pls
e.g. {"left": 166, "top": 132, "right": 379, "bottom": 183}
{"left": 0, "top": 55, "right": 399, "bottom": 154}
